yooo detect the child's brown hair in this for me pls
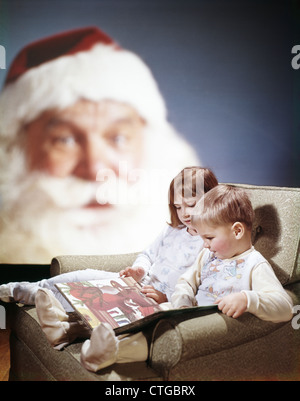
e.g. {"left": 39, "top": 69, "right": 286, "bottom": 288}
{"left": 192, "top": 184, "right": 254, "bottom": 231}
{"left": 168, "top": 166, "right": 218, "bottom": 228}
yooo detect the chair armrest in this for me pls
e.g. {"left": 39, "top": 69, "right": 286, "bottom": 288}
{"left": 149, "top": 310, "right": 287, "bottom": 378}
{"left": 50, "top": 253, "right": 139, "bottom": 277}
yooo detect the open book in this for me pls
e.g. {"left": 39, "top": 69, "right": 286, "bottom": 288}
{"left": 55, "top": 276, "right": 218, "bottom": 335}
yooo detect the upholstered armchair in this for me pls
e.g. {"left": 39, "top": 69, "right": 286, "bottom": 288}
{"left": 6, "top": 184, "right": 300, "bottom": 381}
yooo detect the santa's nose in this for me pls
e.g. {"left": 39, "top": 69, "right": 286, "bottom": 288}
{"left": 74, "top": 140, "right": 117, "bottom": 181}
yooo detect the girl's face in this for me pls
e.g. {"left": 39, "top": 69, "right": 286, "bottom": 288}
{"left": 174, "top": 195, "right": 201, "bottom": 230}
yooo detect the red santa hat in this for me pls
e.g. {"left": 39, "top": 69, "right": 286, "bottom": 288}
{"left": 0, "top": 27, "right": 167, "bottom": 138}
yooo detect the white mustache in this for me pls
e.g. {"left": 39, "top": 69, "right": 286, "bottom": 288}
{"left": 2, "top": 165, "right": 174, "bottom": 211}
{"left": 35, "top": 173, "right": 151, "bottom": 208}
{"left": 37, "top": 175, "right": 118, "bottom": 208}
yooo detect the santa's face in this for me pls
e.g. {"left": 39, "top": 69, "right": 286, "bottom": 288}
{"left": 0, "top": 98, "right": 172, "bottom": 262}
{"left": 25, "top": 99, "right": 145, "bottom": 180}
{"left": 22, "top": 98, "right": 148, "bottom": 228}
{"left": 0, "top": 98, "right": 197, "bottom": 262}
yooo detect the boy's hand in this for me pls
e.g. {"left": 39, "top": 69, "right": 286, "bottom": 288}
{"left": 119, "top": 266, "right": 145, "bottom": 282}
{"left": 215, "top": 292, "right": 248, "bottom": 319}
{"left": 141, "top": 285, "right": 168, "bottom": 304}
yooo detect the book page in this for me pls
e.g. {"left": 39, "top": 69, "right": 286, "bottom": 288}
{"left": 56, "top": 276, "right": 162, "bottom": 330}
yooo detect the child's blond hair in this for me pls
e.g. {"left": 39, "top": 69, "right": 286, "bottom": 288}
{"left": 192, "top": 184, "right": 254, "bottom": 231}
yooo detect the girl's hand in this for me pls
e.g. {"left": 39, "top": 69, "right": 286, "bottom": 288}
{"left": 215, "top": 292, "right": 248, "bottom": 319}
{"left": 119, "top": 266, "right": 145, "bottom": 282}
{"left": 141, "top": 285, "right": 168, "bottom": 304}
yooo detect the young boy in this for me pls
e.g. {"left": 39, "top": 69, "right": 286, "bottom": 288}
{"left": 171, "top": 184, "right": 293, "bottom": 323}
{"left": 79, "top": 185, "right": 293, "bottom": 372}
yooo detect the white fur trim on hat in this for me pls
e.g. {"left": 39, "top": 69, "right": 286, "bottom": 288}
{"left": 0, "top": 44, "right": 167, "bottom": 138}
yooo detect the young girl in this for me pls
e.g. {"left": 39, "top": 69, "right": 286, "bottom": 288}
{"left": 120, "top": 166, "right": 219, "bottom": 303}
{"left": 79, "top": 184, "right": 294, "bottom": 372}
{"left": 0, "top": 166, "right": 218, "bottom": 346}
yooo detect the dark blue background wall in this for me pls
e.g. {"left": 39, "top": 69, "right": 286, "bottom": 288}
{"left": 1, "top": 0, "right": 299, "bottom": 187}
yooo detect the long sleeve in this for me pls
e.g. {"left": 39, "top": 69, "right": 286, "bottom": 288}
{"left": 131, "top": 226, "right": 168, "bottom": 277}
{"left": 171, "top": 249, "right": 207, "bottom": 308}
{"left": 243, "top": 262, "right": 294, "bottom": 323}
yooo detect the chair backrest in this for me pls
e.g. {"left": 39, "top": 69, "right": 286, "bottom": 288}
{"left": 231, "top": 184, "right": 300, "bottom": 285}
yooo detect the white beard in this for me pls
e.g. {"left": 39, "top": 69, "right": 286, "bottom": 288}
{"left": 0, "top": 123, "right": 199, "bottom": 263}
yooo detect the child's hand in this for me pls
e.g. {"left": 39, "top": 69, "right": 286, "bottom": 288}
{"left": 141, "top": 285, "right": 168, "bottom": 304}
{"left": 215, "top": 292, "right": 248, "bottom": 319}
{"left": 119, "top": 266, "right": 145, "bottom": 282}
